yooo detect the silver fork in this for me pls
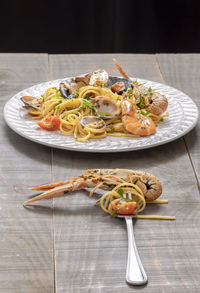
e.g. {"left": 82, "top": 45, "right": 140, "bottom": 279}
{"left": 116, "top": 193, "right": 148, "bottom": 285}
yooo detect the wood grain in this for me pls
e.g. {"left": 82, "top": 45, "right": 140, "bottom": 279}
{"left": 0, "top": 54, "right": 54, "bottom": 293}
{"left": 157, "top": 54, "right": 200, "bottom": 188}
{"left": 49, "top": 54, "right": 200, "bottom": 292}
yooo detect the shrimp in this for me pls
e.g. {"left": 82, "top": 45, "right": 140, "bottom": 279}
{"left": 113, "top": 58, "right": 168, "bottom": 116}
{"left": 23, "top": 169, "right": 162, "bottom": 205}
{"left": 121, "top": 96, "right": 156, "bottom": 136}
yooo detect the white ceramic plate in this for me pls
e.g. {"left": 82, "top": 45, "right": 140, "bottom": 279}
{"left": 3, "top": 77, "right": 199, "bottom": 152}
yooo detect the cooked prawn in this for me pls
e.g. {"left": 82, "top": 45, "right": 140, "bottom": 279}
{"left": 121, "top": 95, "right": 156, "bottom": 136}
{"left": 23, "top": 168, "right": 162, "bottom": 205}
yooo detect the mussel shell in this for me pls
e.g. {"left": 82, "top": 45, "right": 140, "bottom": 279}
{"left": 106, "top": 77, "right": 132, "bottom": 92}
{"left": 59, "top": 81, "right": 70, "bottom": 98}
{"left": 80, "top": 116, "right": 106, "bottom": 129}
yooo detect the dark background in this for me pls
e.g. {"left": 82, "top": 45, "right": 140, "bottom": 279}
{"left": 1, "top": 0, "right": 200, "bottom": 53}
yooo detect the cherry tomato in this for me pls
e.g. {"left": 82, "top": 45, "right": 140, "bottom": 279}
{"left": 111, "top": 201, "right": 137, "bottom": 215}
{"left": 38, "top": 116, "right": 60, "bottom": 131}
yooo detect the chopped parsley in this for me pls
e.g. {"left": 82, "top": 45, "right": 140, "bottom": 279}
{"left": 82, "top": 98, "right": 94, "bottom": 108}
{"left": 138, "top": 109, "right": 150, "bottom": 116}
{"left": 112, "top": 210, "right": 117, "bottom": 217}
{"left": 138, "top": 96, "right": 145, "bottom": 108}
{"left": 82, "top": 97, "right": 96, "bottom": 114}
{"left": 131, "top": 80, "right": 138, "bottom": 85}
{"left": 117, "top": 188, "right": 124, "bottom": 196}
{"left": 147, "top": 87, "right": 153, "bottom": 97}
{"left": 56, "top": 89, "right": 60, "bottom": 97}
{"left": 126, "top": 88, "right": 133, "bottom": 99}
{"left": 109, "top": 125, "right": 115, "bottom": 133}
{"left": 91, "top": 106, "right": 95, "bottom": 113}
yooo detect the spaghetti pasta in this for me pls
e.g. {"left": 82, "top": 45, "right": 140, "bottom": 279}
{"left": 21, "top": 67, "right": 168, "bottom": 142}
{"left": 95, "top": 183, "right": 175, "bottom": 220}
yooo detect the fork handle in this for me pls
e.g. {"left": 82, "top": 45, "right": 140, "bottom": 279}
{"left": 125, "top": 216, "right": 148, "bottom": 285}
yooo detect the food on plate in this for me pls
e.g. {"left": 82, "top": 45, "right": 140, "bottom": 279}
{"left": 23, "top": 168, "right": 175, "bottom": 220}
{"left": 20, "top": 59, "right": 168, "bottom": 142}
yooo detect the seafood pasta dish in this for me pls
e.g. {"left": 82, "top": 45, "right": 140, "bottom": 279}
{"left": 23, "top": 169, "right": 175, "bottom": 220}
{"left": 21, "top": 59, "right": 168, "bottom": 142}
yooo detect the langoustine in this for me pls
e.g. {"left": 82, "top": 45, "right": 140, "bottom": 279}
{"left": 113, "top": 58, "right": 168, "bottom": 116}
{"left": 23, "top": 169, "right": 162, "bottom": 205}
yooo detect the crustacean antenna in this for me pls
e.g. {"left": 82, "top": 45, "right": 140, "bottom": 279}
{"left": 113, "top": 58, "right": 131, "bottom": 81}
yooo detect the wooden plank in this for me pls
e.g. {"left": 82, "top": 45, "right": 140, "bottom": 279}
{"left": 0, "top": 54, "right": 54, "bottom": 293}
{"left": 49, "top": 53, "right": 163, "bottom": 82}
{"left": 156, "top": 54, "right": 200, "bottom": 187}
{"left": 49, "top": 54, "right": 200, "bottom": 292}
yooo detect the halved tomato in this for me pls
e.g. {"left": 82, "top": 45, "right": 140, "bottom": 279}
{"left": 38, "top": 116, "right": 60, "bottom": 131}
{"left": 111, "top": 201, "right": 137, "bottom": 215}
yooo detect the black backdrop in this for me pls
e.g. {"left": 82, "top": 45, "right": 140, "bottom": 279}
{"left": 1, "top": 0, "right": 200, "bottom": 53}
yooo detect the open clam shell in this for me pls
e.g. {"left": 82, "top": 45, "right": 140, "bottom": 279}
{"left": 80, "top": 116, "right": 106, "bottom": 130}
{"left": 21, "top": 96, "right": 41, "bottom": 115}
{"left": 94, "top": 96, "right": 121, "bottom": 119}
{"left": 21, "top": 96, "right": 41, "bottom": 109}
{"left": 23, "top": 105, "right": 41, "bottom": 116}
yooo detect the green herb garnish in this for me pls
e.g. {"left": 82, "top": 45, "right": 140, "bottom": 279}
{"left": 91, "top": 106, "right": 95, "bottom": 113}
{"left": 109, "top": 125, "right": 115, "bottom": 133}
{"left": 112, "top": 210, "right": 117, "bottom": 217}
{"left": 131, "top": 80, "right": 137, "bottom": 85}
{"left": 56, "top": 89, "right": 60, "bottom": 97}
{"left": 139, "top": 109, "right": 150, "bottom": 116}
{"left": 117, "top": 189, "right": 124, "bottom": 196}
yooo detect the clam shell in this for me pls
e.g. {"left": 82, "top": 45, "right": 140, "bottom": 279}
{"left": 95, "top": 96, "right": 121, "bottom": 119}
{"left": 21, "top": 96, "right": 41, "bottom": 109}
{"left": 80, "top": 116, "right": 106, "bottom": 129}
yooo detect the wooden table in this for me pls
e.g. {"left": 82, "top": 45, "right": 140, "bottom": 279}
{"left": 0, "top": 54, "right": 199, "bottom": 293}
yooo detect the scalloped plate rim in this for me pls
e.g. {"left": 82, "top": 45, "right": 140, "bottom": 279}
{"left": 3, "top": 77, "right": 199, "bottom": 153}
